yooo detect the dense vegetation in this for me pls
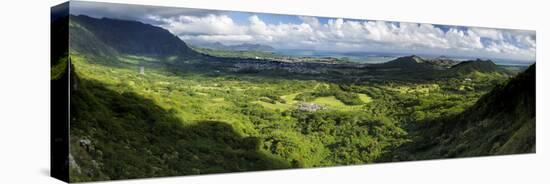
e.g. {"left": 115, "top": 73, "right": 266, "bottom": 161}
{"left": 389, "top": 64, "right": 536, "bottom": 160}
{"left": 69, "top": 69, "right": 290, "bottom": 181}
{"left": 60, "top": 15, "right": 536, "bottom": 182}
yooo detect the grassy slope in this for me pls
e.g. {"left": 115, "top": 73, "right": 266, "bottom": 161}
{"left": 69, "top": 62, "right": 290, "bottom": 182}
{"left": 390, "top": 64, "right": 535, "bottom": 161}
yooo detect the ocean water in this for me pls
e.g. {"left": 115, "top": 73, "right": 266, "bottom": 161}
{"left": 274, "top": 49, "right": 399, "bottom": 64}
{"left": 273, "top": 49, "right": 535, "bottom": 66}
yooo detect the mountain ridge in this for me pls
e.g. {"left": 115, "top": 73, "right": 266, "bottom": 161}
{"left": 69, "top": 15, "right": 198, "bottom": 58}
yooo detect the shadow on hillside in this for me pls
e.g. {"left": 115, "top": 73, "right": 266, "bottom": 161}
{"left": 69, "top": 68, "right": 291, "bottom": 182}
{"left": 376, "top": 64, "right": 536, "bottom": 163}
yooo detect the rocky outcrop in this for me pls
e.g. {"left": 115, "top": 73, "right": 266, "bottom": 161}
{"left": 68, "top": 153, "right": 81, "bottom": 174}
{"left": 79, "top": 138, "right": 93, "bottom": 152}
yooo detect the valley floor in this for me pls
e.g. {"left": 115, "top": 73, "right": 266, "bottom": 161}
{"left": 67, "top": 53, "right": 525, "bottom": 181}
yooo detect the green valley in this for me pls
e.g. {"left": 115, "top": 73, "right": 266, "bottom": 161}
{"left": 54, "top": 14, "right": 536, "bottom": 182}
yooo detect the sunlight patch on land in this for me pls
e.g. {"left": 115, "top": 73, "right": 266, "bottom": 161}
{"left": 118, "top": 55, "right": 159, "bottom": 64}
{"left": 358, "top": 94, "right": 372, "bottom": 103}
{"left": 254, "top": 101, "right": 293, "bottom": 111}
{"left": 281, "top": 93, "right": 301, "bottom": 104}
{"left": 312, "top": 96, "right": 363, "bottom": 110}
{"left": 313, "top": 96, "right": 346, "bottom": 107}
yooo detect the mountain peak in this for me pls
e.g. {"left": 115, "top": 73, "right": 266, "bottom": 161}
{"left": 449, "top": 59, "right": 500, "bottom": 75}
{"left": 70, "top": 15, "right": 198, "bottom": 57}
{"left": 391, "top": 55, "right": 425, "bottom": 63}
{"left": 407, "top": 55, "right": 423, "bottom": 62}
{"left": 454, "top": 59, "right": 496, "bottom": 67}
{"left": 382, "top": 55, "right": 427, "bottom": 67}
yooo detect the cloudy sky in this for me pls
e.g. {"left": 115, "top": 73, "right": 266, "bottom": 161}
{"left": 71, "top": 1, "right": 536, "bottom": 62}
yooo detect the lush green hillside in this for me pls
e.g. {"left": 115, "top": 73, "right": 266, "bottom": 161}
{"left": 390, "top": 64, "right": 535, "bottom": 160}
{"left": 451, "top": 59, "right": 499, "bottom": 73}
{"left": 446, "top": 58, "right": 510, "bottom": 77}
{"left": 68, "top": 67, "right": 291, "bottom": 181}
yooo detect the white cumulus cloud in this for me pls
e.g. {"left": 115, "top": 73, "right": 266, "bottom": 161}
{"left": 148, "top": 13, "right": 535, "bottom": 62}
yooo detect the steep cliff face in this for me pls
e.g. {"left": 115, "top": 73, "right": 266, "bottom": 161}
{"left": 69, "top": 15, "right": 199, "bottom": 58}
